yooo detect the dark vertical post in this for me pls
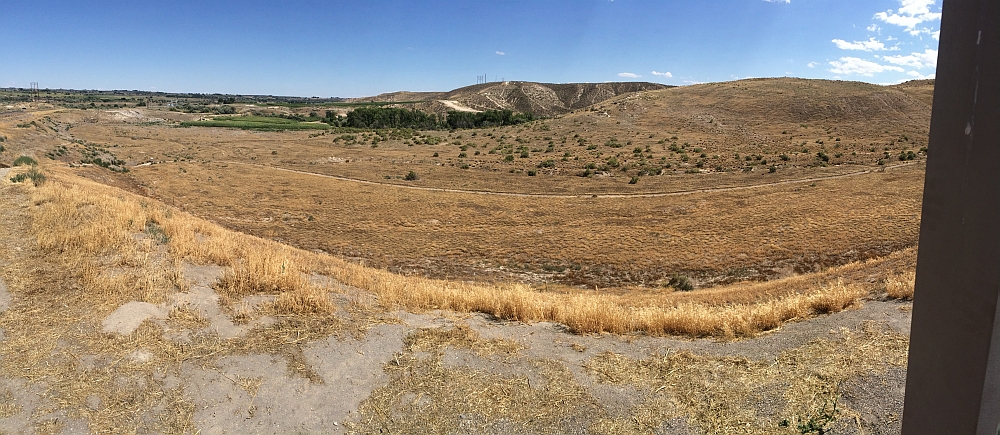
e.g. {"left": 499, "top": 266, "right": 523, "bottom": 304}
{"left": 902, "top": 1, "right": 1000, "bottom": 434}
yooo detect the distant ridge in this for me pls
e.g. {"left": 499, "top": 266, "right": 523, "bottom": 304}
{"left": 350, "top": 81, "right": 670, "bottom": 116}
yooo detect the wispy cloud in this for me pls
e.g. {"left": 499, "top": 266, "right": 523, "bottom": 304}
{"left": 906, "top": 70, "right": 935, "bottom": 79}
{"left": 650, "top": 71, "right": 672, "bottom": 78}
{"left": 807, "top": 62, "right": 818, "bottom": 68}
{"left": 763, "top": 0, "right": 790, "bottom": 3}
{"left": 495, "top": 51, "right": 505, "bottom": 56}
{"left": 828, "top": 57, "right": 904, "bottom": 76}
{"left": 874, "top": 0, "right": 941, "bottom": 35}
{"left": 832, "top": 37, "right": 898, "bottom": 52}
{"left": 880, "top": 48, "right": 938, "bottom": 69}
{"left": 618, "top": 72, "right": 640, "bottom": 78}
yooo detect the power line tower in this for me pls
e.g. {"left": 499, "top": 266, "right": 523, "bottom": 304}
{"left": 30, "top": 82, "right": 38, "bottom": 102}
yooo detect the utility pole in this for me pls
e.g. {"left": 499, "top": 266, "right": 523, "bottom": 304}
{"left": 29, "top": 82, "right": 38, "bottom": 102}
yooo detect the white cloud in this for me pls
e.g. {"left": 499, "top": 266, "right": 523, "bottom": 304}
{"left": 881, "top": 48, "right": 938, "bottom": 68}
{"left": 763, "top": 0, "right": 790, "bottom": 3}
{"left": 495, "top": 51, "right": 505, "bottom": 55}
{"left": 618, "top": 72, "right": 640, "bottom": 78}
{"left": 874, "top": 0, "right": 941, "bottom": 33}
{"left": 650, "top": 71, "right": 672, "bottom": 78}
{"left": 832, "top": 37, "right": 898, "bottom": 51}
{"left": 906, "top": 70, "right": 935, "bottom": 79}
{"left": 828, "top": 57, "right": 905, "bottom": 76}
{"left": 807, "top": 62, "right": 818, "bottom": 68}
{"left": 932, "top": 30, "right": 940, "bottom": 40}
{"left": 867, "top": 24, "right": 882, "bottom": 33}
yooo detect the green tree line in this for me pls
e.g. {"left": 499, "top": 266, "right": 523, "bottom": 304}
{"left": 337, "top": 107, "right": 534, "bottom": 130}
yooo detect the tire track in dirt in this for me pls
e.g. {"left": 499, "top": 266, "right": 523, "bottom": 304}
{"left": 172, "top": 160, "right": 922, "bottom": 199}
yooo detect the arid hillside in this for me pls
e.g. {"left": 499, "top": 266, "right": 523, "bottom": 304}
{"left": 352, "top": 81, "right": 669, "bottom": 116}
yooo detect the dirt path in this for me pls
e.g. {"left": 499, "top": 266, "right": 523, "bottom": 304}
{"left": 191, "top": 160, "right": 921, "bottom": 199}
{"left": 439, "top": 100, "right": 481, "bottom": 112}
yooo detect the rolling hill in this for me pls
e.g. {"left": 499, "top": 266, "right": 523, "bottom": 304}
{"left": 351, "top": 81, "right": 669, "bottom": 116}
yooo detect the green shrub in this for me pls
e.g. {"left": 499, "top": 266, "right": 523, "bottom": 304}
{"left": 404, "top": 171, "right": 419, "bottom": 181}
{"left": 12, "top": 156, "right": 37, "bottom": 166}
{"left": 10, "top": 167, "right": 46, "bottom": 186}
{"left": 145, "top": 221, "right": 170, "bottom": 244}
{"left": 628, "top": 176, "right": 639, "bottom": 184}
{"left": 527, "top": 170, "right": 537, "bottom": 176}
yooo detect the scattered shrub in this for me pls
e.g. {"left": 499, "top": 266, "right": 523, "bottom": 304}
{"left": 404, "top": 171, "right": 419, "bottom": 181}
{"left": 10, "top": 167, "right": 46, "bottom": 186}
{"left": 12, "top": 155, "right": 37, "bottom": 166}
{"left": 668, "top": 275, "right": 694, "bottom": 291}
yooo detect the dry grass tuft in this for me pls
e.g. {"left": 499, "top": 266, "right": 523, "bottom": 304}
{"left": 216, "top": 251, "right": 308, "bottom": 298}
{"left": 405, "top": 325, "right": 523, "bottom": 356}
{"left": 885, "top": 270, "right": 915, "bottom": 300}
{"left": 585, "top": 322, "right": 910, "bottom": 434}
{"left": 0, "top": 390, "right": 21, "bottom": 418}
{"left": 215, "top": 250, "right": 335, "bottom": 315}
{"left": 351, "top": 328, "right": 598, "bottom": 434}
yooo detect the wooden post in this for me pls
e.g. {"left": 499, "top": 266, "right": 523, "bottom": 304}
{"left": 901, "top": 1, "right": 1000, "bottom": 434}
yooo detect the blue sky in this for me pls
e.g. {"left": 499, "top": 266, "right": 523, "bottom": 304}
{"left": 0, "top": 0, "right": 940, "bottom": 97}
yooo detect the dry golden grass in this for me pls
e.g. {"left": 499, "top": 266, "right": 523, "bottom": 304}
{"left": 885, "top": 270, "right": 916, "bottom": 300}
{"left": 585, "top": 322, "right": 910, "bottom": 434}
{"left": 351, "top": 321, "right": 909, "bottom": 434}
{"left": 351, "top": 326, "right": 600, "bottom": 435}
{"left": 127, "top": 160, "right": 923, "bottom": 288}
{"left": 16, "top": 165, "right": 897, "bottom": 338}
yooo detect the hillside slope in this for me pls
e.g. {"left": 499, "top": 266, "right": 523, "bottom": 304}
{"left": 352, "top": 81, "right": 669, "bottom": 116}
{"left": 540, "top": 77, "right": 934, "bottom": 158}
